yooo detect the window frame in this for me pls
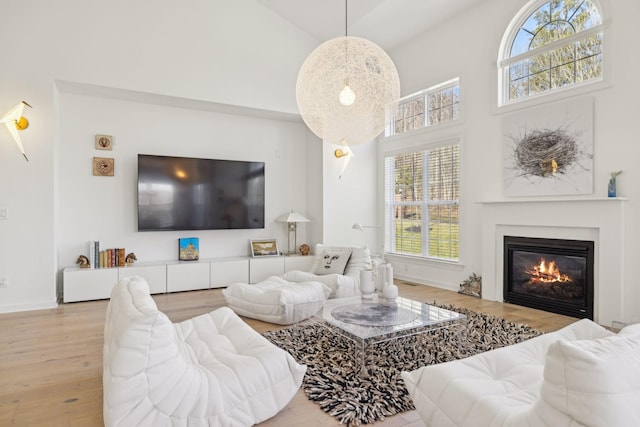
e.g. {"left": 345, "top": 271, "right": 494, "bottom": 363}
{"left": 386, "top": 78, "right": 460, "bottom": 137}
{"left": 383, "top": 139, "right": 461, "bottom": 263}
{"left": 497, "top": 0, "right": 607, "bottom": 108}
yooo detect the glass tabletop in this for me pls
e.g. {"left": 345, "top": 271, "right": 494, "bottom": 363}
{"left": 307, "top": 294, "right": 466, "bottom": 341}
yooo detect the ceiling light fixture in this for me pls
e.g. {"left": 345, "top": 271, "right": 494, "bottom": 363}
{"left": 296, "top": 0, "right": 400, "bottom": 146}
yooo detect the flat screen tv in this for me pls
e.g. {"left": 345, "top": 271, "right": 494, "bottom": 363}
{"left": 137, "top": 154, "right": 265, "bottom": 231}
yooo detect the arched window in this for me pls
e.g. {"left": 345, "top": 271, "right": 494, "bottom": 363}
{"left": 499, "top": 0, "right": 604, "bottom": 106}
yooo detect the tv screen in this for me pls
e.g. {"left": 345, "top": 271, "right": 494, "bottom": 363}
{"left": 137, "top": 154, "right": 265, "bottom": 231}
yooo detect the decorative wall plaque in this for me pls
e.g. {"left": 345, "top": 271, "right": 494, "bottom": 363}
{"left": 95, "top": 134, "right": 113, "bottom": 150}
{"left": 93, "top": 157, "right": 114, "bottom": 176}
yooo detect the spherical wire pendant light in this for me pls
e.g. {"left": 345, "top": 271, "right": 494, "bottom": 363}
{"left": 295, "top": 2, "right": 400, "bottom": 146}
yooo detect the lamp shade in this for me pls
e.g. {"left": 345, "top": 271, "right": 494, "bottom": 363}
{"left": 276, "top": 211, "right": 310, "bottom": 223}
{"left": 296, "top": 36, "right": 400, "bottom": 146}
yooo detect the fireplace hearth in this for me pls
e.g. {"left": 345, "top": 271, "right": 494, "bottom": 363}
{"left": 504, "top": 236, "right": 594, "bottom": 319}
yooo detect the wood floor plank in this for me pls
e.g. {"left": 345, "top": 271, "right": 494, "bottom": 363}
{"left": 0, "top": 281, "right": 579, "bottom": 426}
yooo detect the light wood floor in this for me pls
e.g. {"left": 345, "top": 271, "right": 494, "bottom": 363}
{"left": 0, "top": 281, "right": 578, "bottom": 427}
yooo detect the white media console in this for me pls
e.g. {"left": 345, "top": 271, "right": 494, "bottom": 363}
{"left": 62, "top": 255, "right": 314, "bottom": 303}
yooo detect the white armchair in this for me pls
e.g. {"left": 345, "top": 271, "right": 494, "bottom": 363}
{"left": 103, "top": 276, "right": 306, "bottom": 426}
{"left": 401, "top": 318, "right": 640, "bottom": 427}
{"left": 283, "top": 244, "right": 373, "bottom": 298}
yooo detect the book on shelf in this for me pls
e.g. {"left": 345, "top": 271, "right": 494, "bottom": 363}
{"left": 89, "top": 241, "right": 95, "bottom": 269}
{"left": 95, "top": 241, "right": 100, "bottom": 268}
{"left": 88, "top": 240, "right": 101, "bottom": 269}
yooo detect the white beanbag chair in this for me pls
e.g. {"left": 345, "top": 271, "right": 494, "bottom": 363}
{"left": 103, "top": 276, "right": 306, "bottom": 426}
{"left": 283, "top": 244, "right": 372, "bottom": 298}
{"left": 401, "top": 318, "right": 636, "bottom": 427}
{"left": 223, "top": 275, "right": 331, "bottom": 325}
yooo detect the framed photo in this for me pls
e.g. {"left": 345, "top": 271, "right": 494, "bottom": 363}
{"left": 95, "top": 134, "right": 113, "bottom": 150}
{"left": 93, "top": 157, "right": 114, "bottom": 176}
{"left": 179, "top": 237, "right": 199, "bottom": 261}
{"left": 250, "top": 239, "right": 280, "bottom": 257}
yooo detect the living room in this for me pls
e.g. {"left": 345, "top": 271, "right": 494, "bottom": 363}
{"left": 0, "top": 0, "right": 639, "bottom": 423}
{"left": 1, "top": 0, "right": 636, "bottom": 324}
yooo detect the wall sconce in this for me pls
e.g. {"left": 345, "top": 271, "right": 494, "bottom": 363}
{"left": 1, "top": 101, "right": 32, "bottom": 161}
{"left": 334, "top": 148, "right": 351, "bottom": 158}
{"left": 335, "top": 143, "right": 353, "bottom": 180}
{"left": 276, "top": 210, "right": 311, "bottom": 254}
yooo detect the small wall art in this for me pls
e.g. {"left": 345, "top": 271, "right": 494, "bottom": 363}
{"left": 179, "top": 237, "right": 199, "bottom": 261}
{"left": 93, "top": 157, "right": 114, "bottom": 176}
{"left": 95, "top": 134, "right": 113, "bottom": 150}
{"left": 250, "top": 239, "right": 280, "bottom": 257}
{"left": 503, "top": 97, "right": 593, "bottom": 197}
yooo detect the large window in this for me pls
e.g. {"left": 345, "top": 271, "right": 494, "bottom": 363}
{"left": 384, "top": 144, "right": 460, "bottom": 261}
{"left": 386, "top": 78, "right": 459, "bottom": 136}
{"left": 499, "top": 0, "right": 603, "bottom": 105}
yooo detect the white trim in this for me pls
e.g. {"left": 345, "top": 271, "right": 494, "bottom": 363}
{"left": 0, "top": 300, "right": 58, "bottom": 314}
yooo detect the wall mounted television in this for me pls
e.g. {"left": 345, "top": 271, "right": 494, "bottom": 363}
{"left": 137, "top": 154, "right": 265, "bottom": 231}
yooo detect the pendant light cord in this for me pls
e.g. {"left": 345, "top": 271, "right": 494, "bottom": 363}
{"left": 344, "top": 0, "right": 349, "bottom": 84}
{"left": 345, "top": 0, "right": 348, "bottom": 37}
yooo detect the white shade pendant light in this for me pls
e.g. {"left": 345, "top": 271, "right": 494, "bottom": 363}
{"left": 296, "top": 1, "right": 400, "bottom": 146}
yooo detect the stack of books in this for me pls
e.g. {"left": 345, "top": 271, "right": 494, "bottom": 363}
{"left": 88, "top": 241, "right": 126, "bottom": 268}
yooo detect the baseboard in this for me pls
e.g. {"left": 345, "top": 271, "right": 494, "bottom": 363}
{"left": 393, "top": 273, "right": 458, "bottom": 292}
{"left": 0, "top": 300, "right": 58, "bottom": 314}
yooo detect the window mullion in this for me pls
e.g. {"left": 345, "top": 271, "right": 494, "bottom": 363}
{"left": 422, "top": 152, "right": 429, "bottom": 257}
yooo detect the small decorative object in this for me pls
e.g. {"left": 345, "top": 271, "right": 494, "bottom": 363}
{"left": 607, "top": 170, "right": 622, "bottom": 197}
{"left": 93, "top": 157, "right": 114, "bottom": 176}
{"left": 382, "top": 283, "right": 399, "bottom": 300}
{"left": 179, "top": 238, "right": 199, "bottom": 261}
{"left": 458, "top": 273, "right": 482, "bottom": 298}
{"left": 299, "top": 243, "right": 310, "bottom": 256}
{"left": 124, "top": 252, "right": 137, "bottom": 266}
{"left": 76, "top": 255, "right": 90, "bottom": 268}
{"left": 382, "top": 264, "right": 398, "bottom": 300}
{"left": 95, "top": 134, "right": 113, "bottom": 150}
{"left": 375, "top": 262, "right": 387, "bottom": 292}
{"left": 250, "top": 239, "right": 280, "bottom": 257}
{"left": 360, "top": 269, "right": 375, "bottom": 300}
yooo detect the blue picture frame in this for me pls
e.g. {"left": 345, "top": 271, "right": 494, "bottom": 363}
{"left": 179, "top": 237, "right": 199, "bottom": 261}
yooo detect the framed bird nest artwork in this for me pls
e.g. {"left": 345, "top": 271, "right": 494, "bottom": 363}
{"left": 502, "top": 97, "right": 593, "bottom": 197}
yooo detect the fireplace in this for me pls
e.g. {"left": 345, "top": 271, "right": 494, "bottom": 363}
{"left": 503, "top": 236, "right": 594, "bottom": 319}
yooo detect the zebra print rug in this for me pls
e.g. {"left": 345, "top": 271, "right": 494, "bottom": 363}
{"left": 262, "top": 304, "right": 542, "bottom": 426}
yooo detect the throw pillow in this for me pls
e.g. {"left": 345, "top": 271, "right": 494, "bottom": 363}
{"left": 541, "top": 331, "right": 640, "bottom": 426}
{"left": 312, "top": 250, "right": 352, "bottom": 275}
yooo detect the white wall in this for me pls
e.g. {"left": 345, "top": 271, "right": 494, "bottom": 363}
{"left": 0, "top": 0, "right": 323, "bottom": 312}
{"left": 323, "top": 141, "right": 380, "bottom": 253}
{"left": 56, "top": 90, "right": 312, "bottom": 271}
{"left": 386, "top": 0, "right": 640, "bottom": 323}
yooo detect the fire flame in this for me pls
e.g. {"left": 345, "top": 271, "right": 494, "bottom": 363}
{"left": 525, "top": 258, "right": 571, "bottom": 283}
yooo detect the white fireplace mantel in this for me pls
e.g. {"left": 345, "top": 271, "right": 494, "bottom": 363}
{"left": 478, "top": 198, "right": 627, "bottom": 327}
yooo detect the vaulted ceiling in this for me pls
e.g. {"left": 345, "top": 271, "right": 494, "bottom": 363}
{"left": 256, "top": 0, "right": 485, "bottom": 50}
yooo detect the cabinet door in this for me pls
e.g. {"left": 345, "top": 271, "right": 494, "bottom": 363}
{"left": 210, "top": 259, "right": 249, "bottom": 288}
{"left": 284, "top": 255, "right": 314, "bottom": 273}
{"left": 167, "top": 262, "right": 210, "bottom": 292}
{"left": 249, "top": 257, "right": 285, "bottom": 284}
{"left": 63, "top": 268, "right": 119, "bottom": 302}
{"left": 118, "top": 265, "right": 167, "bottom": 294}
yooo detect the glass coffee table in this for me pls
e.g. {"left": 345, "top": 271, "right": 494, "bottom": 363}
{"left": 295, "top": 294, "right": 467, "bottom": 376}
